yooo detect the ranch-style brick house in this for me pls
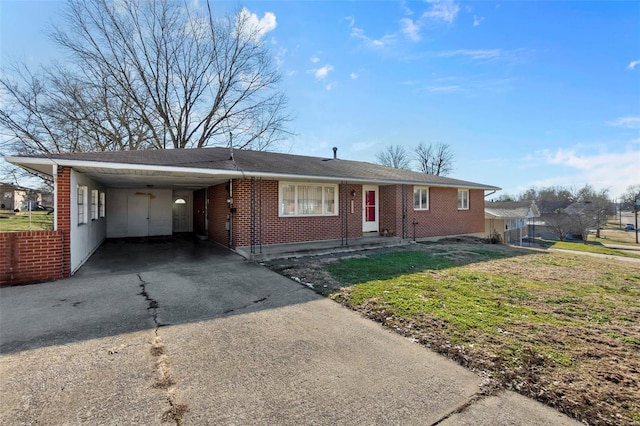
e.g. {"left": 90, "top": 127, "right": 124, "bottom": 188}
{"left": 2, "top": 147, "right": 499, "bottom": 285}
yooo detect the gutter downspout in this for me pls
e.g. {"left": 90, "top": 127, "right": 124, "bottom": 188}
{"left": 228, "top": 179, "right": 233, "bottom": 247}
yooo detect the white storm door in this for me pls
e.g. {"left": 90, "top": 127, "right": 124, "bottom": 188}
{"left": 127, "top": 195, "right": 149, "bottom": 237}
{"left": 362, "top": 185, "right": 379, "bottom": 233}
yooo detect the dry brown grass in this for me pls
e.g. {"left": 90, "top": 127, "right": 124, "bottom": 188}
{"left": 266, "top": 241, "right": 640, "bottom": 426}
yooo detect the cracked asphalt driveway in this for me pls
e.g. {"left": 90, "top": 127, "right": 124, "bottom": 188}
{"left": 0, "top": 238, "right": 578, "bottom": 425}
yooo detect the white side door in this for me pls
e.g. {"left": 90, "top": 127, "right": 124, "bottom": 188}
{"left": 127, "top": 195, "right": 149, "bottom": 237}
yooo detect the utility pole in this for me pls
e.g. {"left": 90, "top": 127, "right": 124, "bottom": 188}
{"left": 633, "top": 192, "right": 640, "bottom": 244}
{"left": 618, "top": 198, "right": 622, "bottom": 229}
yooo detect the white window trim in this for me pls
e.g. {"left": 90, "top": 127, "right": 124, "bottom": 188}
{"left": 278, "top": 182, "right": 339, "bottom": 217}
{"left": 91, "top": 189, "right": 99, "bottom": 220}
{"left": 77, "top": 185, "right": 88, "bottom": 225}
{"left": 458, "top": 189, "right": 469, "bottom": 210}
{"left": 99, "top": 192, "right": 106, "bottom": 218}
{"left": 413, "top": 186, "right": 429, "bottom": 210}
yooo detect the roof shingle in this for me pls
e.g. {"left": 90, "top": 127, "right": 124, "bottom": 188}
{"left": 13, "top": 147, "right": 499, "bottom": 189}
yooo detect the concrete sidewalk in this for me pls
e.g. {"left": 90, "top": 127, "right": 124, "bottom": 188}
{"left": 1, "top": 239, "right": 580, "bottom": 425}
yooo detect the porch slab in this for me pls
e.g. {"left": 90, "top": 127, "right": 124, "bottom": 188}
{"left": 235, "top": 235, "right": 406, "bottom": 261}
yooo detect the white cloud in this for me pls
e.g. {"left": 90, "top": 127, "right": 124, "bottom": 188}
{"left": 532, "top": 147, "right": 640, "bottom": 197}
{"left": 419, "top": 75, "right": 513, "bottom": 94}
{"left": 350, "top": 72, "right": 359, "bottom": 80}
{"left": 237, "top": 7, "right": 277, "bottom": 41}
{"left": 422, "top": 0, "right": 460, "bottom": 24}
{"left": 437, "top": 49, "right": 503, "bottom": 60}
{"left": 274, "top": 47, "right": 288, "bottom": 68}
{"left": 314, "top": 64, "right": 334, "bottom": 79}
{"left": 398, "top": 1, "right": 460, "bottom": 41}
{"left": 344, "top": 16, "right": 356, "bottom": 28}
{"left": 400, "top": 18, "right": 421, "bottom": 41}
{"left": 426, "top": 85, "right": 463, "bottom": 92}
{"left": 325, "top": 83, "right": 335, "bottom": 91}
{"left": 310, "top": 56, "right": 320, "bottom": 63}
{"left": 627, "top": 59, "right": 640, "bottom": 70}
{"left": 473, "top": 15, "right": 484, "bottom": 26}
{"left": 608, "top": 116, "right": 640, "bottom": 129}
{"left": 350, "top": 26, "right": 397, "bottom": 48}
{"left": 401, "top": 0, "right": 414, "bottom": 16}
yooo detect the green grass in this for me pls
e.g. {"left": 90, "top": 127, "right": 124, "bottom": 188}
{"left": 327, "top": 251, "right": 454, "bottom": 284}
{"left": 324, "top": 245, "right": 640, "bottom": 425}
{"left": 330, "top": 256, "right": 574, "bottom": 338}
{"left": 546, "top": 240, "right": 640, "bottom": 259}
{"left": 0, "top": 211, "right": 54, "bottom": 231}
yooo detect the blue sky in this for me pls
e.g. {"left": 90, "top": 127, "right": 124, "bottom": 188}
{"left": 1, "top": 0, "right": 639, "bottom": 198}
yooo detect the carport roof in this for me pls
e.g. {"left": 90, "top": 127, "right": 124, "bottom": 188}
{"left": 5, "top": 147, "right": 500, "bottom": 190}
{"left": 485, "top": 201, "right": 540, "bottom": 219}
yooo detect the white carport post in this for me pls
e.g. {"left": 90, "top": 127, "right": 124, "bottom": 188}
{"left": 519, "top": 219, "right": 522, "bottom": 246}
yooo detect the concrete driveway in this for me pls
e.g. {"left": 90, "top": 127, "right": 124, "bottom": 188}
{"left": 0, "top": 238, "right": 579, "bottom": 425}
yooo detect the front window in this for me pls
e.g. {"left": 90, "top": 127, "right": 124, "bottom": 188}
{"left": 91, "top": 190, "right": 99, "bottom": 220}
{"left": 458, "top": 189, "right": 469, "bottom": 210}
{"left": 280, "top": 182, "right": 339, "bottom": 216}
{"left": 77, "top": 186, "right": 88, "bottom": 225}
{"left": 99, "top": 192, "right": 106, "bottom": 217}
{"left": 413, "top": 187, "right": 429, "bottom": 210}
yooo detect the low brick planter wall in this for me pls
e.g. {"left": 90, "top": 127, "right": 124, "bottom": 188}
{"left": 0, "top": 231, "right": 68, "bottom": 286}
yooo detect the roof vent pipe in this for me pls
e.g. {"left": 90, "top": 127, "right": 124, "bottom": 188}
{"left": 332, "top": 147, "right": 338, "bottom": 159}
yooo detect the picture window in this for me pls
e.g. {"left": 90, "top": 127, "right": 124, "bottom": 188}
{"left": 279, "top": 183, "right": 338, "bottom": 216}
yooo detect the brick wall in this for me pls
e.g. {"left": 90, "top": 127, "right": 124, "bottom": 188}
{"left": 407, "top": 187, "right": 485, "bottom": 238}
{"left": 57, "top": 166, "right": 72, "bottom": 277}
{"left": 207, "top": 182, "right": 230, "bottom": 246}
{"left": 0, "top": 231, "right": 65, "bottom": 286}
{"left": 226, "top": 179, "right": 362, "bottom": 248}
{"left": 378, "top": 185, "right": 486, "bottom": 239}
{"left": 206, "top": 179, "right": 486, "bottom": 248}
{"left": 380, "top": 185, "right": 404, "bottom": 237}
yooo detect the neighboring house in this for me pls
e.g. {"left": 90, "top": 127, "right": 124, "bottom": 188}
{"left": 4, "top": 147, "right": 499, "bottom": 282}
{"left": 0, "top": 182, "right": 51, "bottom": 211}
{"left": 532, "top": 213, "right": 574, "bottom": 241}
{"left": 485, "top": 201, "right": 539, "bottom": 245}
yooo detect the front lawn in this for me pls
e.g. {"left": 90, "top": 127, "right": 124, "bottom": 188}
{"left": 544, "top": 240, "right": 640, "bottom": 259}
{"left": 268, "top": 242, "right": 640, "bottom": 426}
{"left": 0, "top": 210, "right": 54, "bottom": 231}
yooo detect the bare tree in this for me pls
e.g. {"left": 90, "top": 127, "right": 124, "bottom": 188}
{"left": 516, "top": 185, "right": 576, "bottom": 213}
{"left": 0, "top": 0, "right": 290, "bottom": 155}
{"left": 414, "top": 142, "right": 454, "bottom": 176}
{"left": 565, "top": 186, "right": 612, "bottom": 241}
{"left": 544, "top": 211, "right": 574, "bottom": 241}
{"left": 375, "top": 144, "right": 411, "bottom": 169}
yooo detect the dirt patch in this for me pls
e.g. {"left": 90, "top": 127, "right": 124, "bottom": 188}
{"left": 264, "top": 241, "right": 640, "bottom": 426}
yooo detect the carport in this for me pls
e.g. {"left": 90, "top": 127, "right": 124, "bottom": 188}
{"left": 6, "top": 154, "right": 240, "bottom": 276}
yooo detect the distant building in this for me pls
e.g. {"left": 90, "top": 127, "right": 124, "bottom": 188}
{"left": 485, "top": 201, "right": 540, "bottom": 245}
{"left": 0, "top": 182, "right": 52, "bottom": 211}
